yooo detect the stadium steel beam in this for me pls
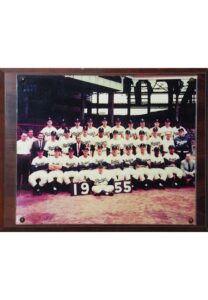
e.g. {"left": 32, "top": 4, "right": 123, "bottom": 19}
{"left": 108, "top": 92, "right": 114, "bottom": 126}
{"left": 81, "top": 93, "right": 86, "bottom": 123}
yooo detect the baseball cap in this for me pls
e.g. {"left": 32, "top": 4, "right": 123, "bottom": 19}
{"left": 168, "top": 145, "right": 175, "bottom": 149}
{"left": 126, "top": 145, "right": 132, "bottom": 150}
{"left": 154, "top": 147, "right": 160, "bottom": 152}
{"left": 51, "top": 131, "right": 57, "bottom": 136}
{"left": 98, "top": 163, "right": 104, "bottom": 168}
{"left": 75, "top": 118, "right": 80, "bottom": 123}
{"left": 153, "top": 127, "right": 158, "bottom": 132}
{"left": 139, "top": 130, "right": 145, "bottom": 135}
{"left": 140, "top": 118, "right": 145, "bottom": 123}
{"left": 102, "top": 117, "right": 107, "bottom": 121}
{"left": 155, "top": 119, "right": 160, "bottom": 123}
{"left": 64, "top": 127, "right": 70, "bottom": 133}
{"left": 113, "top": 130, "right": 118, "bottom": 134}
{"left": 68, "top": 147, "right": 74, "bottom": 152}
{"left": 125, "top": 130, "right": 130, "bottom": 135}
{"left": 128, "top": 119, "right": 133, "bottom": 124}
{"left": 54, "top": 146, "right": 62, "bottom": 152}
{"left": 83, "top": 147, "right": 89, "bottom": 151}
{"left": 61, "top": 119, "right": 66, "bottom": 124}
{"left": 112, "top": 145, "right": 118, "bottom": 150}
{"left": 139, "top": 143, "right": 146, "bottom": 148}
{"left": 47, "top": 117, "right": 52, "bottom": 121}
{"left": 115, "top": 117, "right": 121, "bottom": 123}
{"left": 97, "top": 144, "right": 103, "bottom": 149}
{"left": 98, "top": 127, "right": 104, "bottom": 133}
{"left": 87, "top": 118, "right": 93, "bottom": 122}
{"left": 165, "top": 118, "right": 171, "bottom": 123}
{"left": 178, "top": 127, "right": 184, "bottom": 132}
{"left": 83, "top": 125, "right": 88, "bottom": 131}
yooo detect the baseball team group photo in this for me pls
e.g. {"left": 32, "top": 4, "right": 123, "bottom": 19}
{"left": 16, "top": 74, "right": 197, "bottom": 225}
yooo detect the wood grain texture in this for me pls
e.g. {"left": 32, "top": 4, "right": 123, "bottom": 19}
{"left": 0, "top": 68, "right": 207, "bottom": 231}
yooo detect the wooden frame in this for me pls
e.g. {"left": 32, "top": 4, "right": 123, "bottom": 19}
{"left": 0, "top": 68, "right": 207, "bottom": 231}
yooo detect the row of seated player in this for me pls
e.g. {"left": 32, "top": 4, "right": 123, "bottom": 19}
{"left": 28, "top": 144, "right": 196, "bottom": 195}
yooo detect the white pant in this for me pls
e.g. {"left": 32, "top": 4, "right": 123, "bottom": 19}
{"left": 63, "top": 171, "right": 80, "bottom": 184}
{"left": 109, "top": 168, "right": 124, "bottom": 181}
{"left": 123, "top": 168, "right": 135, "bottom": 180}
{"left": 92, "top": 185, "right": 114, "bottom": 194}
{"left": 132, "top": 167, "right": 154, "bottom": 181}
{"left": 48, "top": 170, "right": 64, "bottom": 184}
{"left": 79, "top": 170, "right": 92, "bottom": 182}
{"left": 28, "top": 170, "right": 48, "bottom": 187}
{"left": 165, "top": 167, "right": 183, "bottom": 179}
{"left": 152, "top": 168, "right": 167, "bottom": 181}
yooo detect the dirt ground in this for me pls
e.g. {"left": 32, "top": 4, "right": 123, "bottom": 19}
{"left": 16, "top": 187, "right": 196, "bottom": 225}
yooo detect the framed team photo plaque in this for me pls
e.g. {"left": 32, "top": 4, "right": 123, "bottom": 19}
{"left": 0, "top": 68, "right": 207, "bottom": 231}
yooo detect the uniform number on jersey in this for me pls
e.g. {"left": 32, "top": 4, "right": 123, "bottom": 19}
{"left": 71, "top": 182, "right": 90, "bottom": 196}
{"left": 114, "top": 181, "right": 132, "bottom": 194}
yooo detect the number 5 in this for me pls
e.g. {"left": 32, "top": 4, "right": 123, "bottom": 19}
{"left": 123, "top": 181, "right": 132, "bottom": 193}
{"left": 114, "top": 181, "right": 122, "bottom": 193}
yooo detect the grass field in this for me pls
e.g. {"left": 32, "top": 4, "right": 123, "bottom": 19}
{"left": 16, "top": 187, "right": 195, "bottom": 225}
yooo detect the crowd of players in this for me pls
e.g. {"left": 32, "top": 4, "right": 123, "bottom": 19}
{"left": 17, "top": 117, "right": 196, "bottom": 196}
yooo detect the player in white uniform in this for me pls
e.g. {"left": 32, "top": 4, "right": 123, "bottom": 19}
{"left": 132, "top": 143, "right": 153, "bottom": 190}
{"left": 70, "top": 118, "right": 83, "bottom": 138}
{"left": 80, "top": 126, "right": 93, "bottom": 150}
{"left": 86, "top": 118, "right": 98, "bottom": 137}
{"left": 150, "top": 147, "right": 167, "bottom": 189}
{"left": 56, "top": 119, "right": 66, "bottom": 139}
{"left": 148, "top": 127, "right": 162, "bottom": 153}
{"left": 149, "top": 119, "right": 162, "bottom": 137}
{"left": 58, "top": 127, "right": 75, "bottom": 156}
{"left": 92, "top": 127, "right": 108, "bottom": 155}
{"left": 134, "top": 130, "right": 150, "bottom": 154}
{"left": 136, "top": 118, "right": 149, "bottom": 137}
{"left": 164, "top": 145, "right": 183, "bottom": 188}
{"left": 89, "top": 163, "right": 114, "bottom": 196}
{"left": 98, "top": 117, "right": 112, "bottom": 138}
{"left": 107, "top": 130, "right": 123, "bottom": 155}
{"left": 161, "top": 118, "right": 174, "bottom": 138}
{"left": 106, "top": 146, "right": 124, "bottom": 181}
{"left": 41, "top": 117, "right": 57, "bottom": 141}
{"left": 78, "top": 147, "right": 94, "bottom": 181}
{"left": 47, "top": 146, "right": 64, "bottom": 193}
{"left": 126, "top": 119, "right": 137, "bottom": 138}
{"left": 161, "top": 131, "right": 174, "bottom": 154}
{"left": 173, "top": 121, "right": 187, "bottom": 138}
{"left": 63, "top": 147, "right": 80, "bottom": 187}
{"left": 122, "top": 130, "right": 136, "bottom": 155}
{"left": 44, "top": 131, "right": 59, "bottom": 156}
{"left": 28, "top": 148, "right": 48, "bottom": 195}
{"left": 27, "top": 129, "right": 37, "bottom": 148}
{"left": 92, "top": 145, "right": 108, "bottom": 168}
{"left": 122, "top": 146, "right": 136, "bottom": 180}
{"left": 111, "top": 118, "right": 125, "bottom": 138}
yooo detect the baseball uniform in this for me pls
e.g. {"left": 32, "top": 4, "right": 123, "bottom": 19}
{"left": 164, "top": 152, "right": 183, "bottom": 179}
{"left": 28, "top": 156, "right": 48, "bottom": 187}
{"left": 106, "top": 154, "right": 124, "bottom": 181}
{"left": 89, "top": 169, "right": 114, "bottom": 194}
{"left": 41, "top": 126, "right": 57, "bottom": 141}
{"left": 47, "top": 155, "right": 64, "bottom": 184}
{"left": 63, "top": 155, "right": 80, "bottom": 184}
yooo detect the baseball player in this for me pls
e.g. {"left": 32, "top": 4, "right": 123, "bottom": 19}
{"left": 132, "top": 143, "right": 153, "bottom": 190}
{"left": 174, "top": 128, "right": 192, "bottom": 160}
{"left": 150, "top": 147, "right": 167, "bottom": 189}
{"left": 173, "top": 121, "right": 187, "bottom": 138}
{"left": 28, "top": 148, "right": 48, "bottom": 195}
{"left": 62, "top": 147, "right": 80, "bottom": 187}
{"left": 161, "top": 131, "right": 174, "bottom": 154}
{"left": 106, "top": 145, "right": 124, "bottom": 181}
{"left": 122, "top": 146, "right": 136, "bottom": 180}
{"left": 134, "top": 130, "right": 150, "bottom": 154}
{"left": 80, "top": 126, "right": 93, "bottom": 150}
{"left": 164, "top": 145, "right": 183, "bottom": 188}
{"left": 136, "top": 118, "right": 149, "bottom": 136}
{"left": 57, "top": 119, "right": 67, "bottom": 139}
{"left": 41, "top": 117, "right": 57, "bottom": 141}
{"left": 78, "top": 147, "right": 94, "bottom": 182}
{"left": 126, "top": 119, "right": 137, "bottom": 138}
{"left": 107, "top": 130, "right": 123, "bottom": 155}
{"left": 44, "top": 131, "right": 59, "bottom": 156}
{"left": 149, "top": 119, "right": 162, "bottom": 137}
{"left": 92, "top": 144, "right": 108, "bottom": 168}
{"left": 59, "top": 127, "right": 75, "bottom": 156}
{"left": 122, "top": 130, "right": 136, "bottom": 155}
{"left": 148, "top": 127, "right": 162, "bottom": 153}
{"left": 86, "top": 118, "right": 98, "bottom": 137}
{"left": 47, "top": 146, "right": 64, "bottom": 193}
{"left": 161, "top": 118, "right": 174, "bottom": 138}
{"left": 70, "top": 118, "right": 83, "bottom": 138}
{"left": 111, "top": 118, "right": 125, "bottom": 138}
{"left": 98, "top": 117, "right": 112, "bottom": 138}
{"left": 89, "top": 163, "right": 114, "bottom": 196}
{"left": 92, "top": 127, "right": 108, "bottom": 154}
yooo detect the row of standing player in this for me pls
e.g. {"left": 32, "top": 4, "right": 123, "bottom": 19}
{"left": 28, "top": 142, "right": 195, "bottom": 196}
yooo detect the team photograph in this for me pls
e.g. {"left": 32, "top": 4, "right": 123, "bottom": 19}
{"left": 16, "top": 75, "right": 197, "bottom": 225}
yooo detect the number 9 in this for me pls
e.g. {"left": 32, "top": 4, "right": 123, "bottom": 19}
{"left": 81, "top": 182, "right": 90, "bottom": 195}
